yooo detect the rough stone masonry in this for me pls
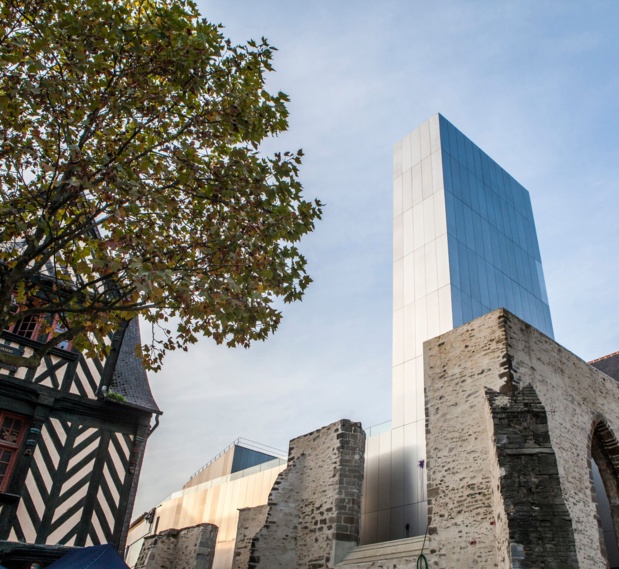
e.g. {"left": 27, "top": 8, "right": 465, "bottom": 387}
{"left": 424, "top": 308, "right": 619, "bottom": 569}
{"left": 240, "top": 419, "right": 366, "bottom": 569}
{"left": 134, "top": 524, "right": 218, "bottom": 569}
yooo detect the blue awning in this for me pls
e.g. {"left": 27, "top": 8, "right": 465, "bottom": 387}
{"left": 45, "top": 544, "right": 129, "bottom": 569}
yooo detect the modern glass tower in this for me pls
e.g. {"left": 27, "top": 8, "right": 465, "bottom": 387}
{"left": 361, "top": 114, "right": 553, "bottom": 544}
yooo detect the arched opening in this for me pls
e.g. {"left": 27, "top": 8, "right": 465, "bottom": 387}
{"left": 590, "top": 420, "right": 619, "bottom": 568}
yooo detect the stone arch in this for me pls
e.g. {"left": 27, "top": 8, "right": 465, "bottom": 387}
{"left": 589, "top": 416, "right": 619, "bottom": 567}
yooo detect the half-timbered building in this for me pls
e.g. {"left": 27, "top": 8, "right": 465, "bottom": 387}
{"left": 0, "top": 316, "right": 160, "bottom": 568}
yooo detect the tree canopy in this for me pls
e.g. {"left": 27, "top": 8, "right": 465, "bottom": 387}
{"left": 0, "top": 0, "right": 322, "bottom": 370}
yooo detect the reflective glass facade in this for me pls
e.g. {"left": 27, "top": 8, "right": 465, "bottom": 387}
{"left": 440, "top": 118, "right": 553, "bottom": 336}
{"left": 361, "top": 114, "right": 553, "bottom": 545}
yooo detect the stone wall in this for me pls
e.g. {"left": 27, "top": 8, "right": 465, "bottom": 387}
{"left": 135, "top": 524, "right": 218, "bottom": 569}
{"left": 485, "top": 385, "right": 578, "bottom": 568}
{"left": 232, "top": 506, "right": 268, "bottom": 569}
{"left": 424, "top": 308, "right": 619, "bottom": 569}
{"left": 245, "top": 419, "right": 366, "bottom": 569}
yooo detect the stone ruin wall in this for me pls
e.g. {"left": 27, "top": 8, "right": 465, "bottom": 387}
{"left": 232, "top": 506, "right": 268, "bottom": 569}
{"left": 243, "top": 419, "right": 366, "bottom": 569}
{"left": 424, "top": 308, "right": 619, "bottom": 568}
{"left": 134, "top": 524, "right": 218, "bottom": 569}
{"left": 132, "top": 308, "right": 619, "bottom": 569}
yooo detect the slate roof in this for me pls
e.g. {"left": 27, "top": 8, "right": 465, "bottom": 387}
{"left": 109, "top": 318, "right": 160, "bottom": 414}
{"left": 590, "top": 351, "right": 619, "bottom": 383}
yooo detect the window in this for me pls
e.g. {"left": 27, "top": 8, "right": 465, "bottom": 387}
{"left": 4, "top": 306, "right": 72, "bottom": 351}
{"left": 0, "top": 411, "right": 28, "bottom": 492}
{"left": 5, "top": 298, "right": 43, "bottom": 341}
{"left": 10, "top": 313, "right": 43, "bottom": 340}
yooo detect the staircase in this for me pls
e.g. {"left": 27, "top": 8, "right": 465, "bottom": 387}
{"left": 337, "top": 536, "right": 429, "bottom": 566}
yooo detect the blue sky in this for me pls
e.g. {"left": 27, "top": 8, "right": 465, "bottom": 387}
{"left": 133, "top": 0, "right": 619, "bottom": 515}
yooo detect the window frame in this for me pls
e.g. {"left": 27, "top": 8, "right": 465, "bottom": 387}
{"left": 0, "top": 410, "right": 29, "bottom": 493}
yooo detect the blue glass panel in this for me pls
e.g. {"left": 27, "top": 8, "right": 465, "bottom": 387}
{"left": 499, "top": 169, "right": 508, "bottom": 201}
{"left": 445, "top": 191, "right": 457, "bottom": 237}
{"left": 495, "top": 270, "right": 506, "bottom": 308}
{"left": 487, "top": 189, "right": 497, "bottom": 228}
{"left": 478, "top": 179, "right": 488, "bottom": 219}
{"left": 498, "top": 232, "right": 509, "bottom": 273}
{"left": 442, "top": 152, "right": 452, "bottom": 193}
{"left": 516, "top": 182, "right": 526, "bottom": 215}
{"left": 505, "top": 277, "right": 515, "bottom": 312}
{"left": 514, "top": 248, "right": 525, "bottom": 286}
{"left": 504, "top": 200, "right": 515, "bottom": 242}
{"left": 521, "top": 291, "right": 532, "bottom": 323}
{"left": 458, "top": 241, "right": 471, "bottom": 296}
{"left": 232, "top": 446, "right": 278, "bottom": 474}
{"left": 457, "top": 130, "right": 466, "bottom": 165}
{"left": 536, "top": 261, "right": 549, "bottom": 304}
{"left": 490, "top": 226, "right": 501, "bottom": 271}
{"left": 469, "top": 172, "right": 479, "bottom": 213}
{"left": 478, "top": 256, "right": 490, "bottom": 306}
{"left": 451, "top": 157, "right": 462, "bottom": 200}
{"left": 523, "top": 193, "right": 535, "bottom": 227}
{"left": 471, "top": 299, "right": 483, "bottom": 320}
{"left": 439, "top": 115, "right": 450, "bottom": 151}
{"left": 530, "top": 258, "right": 542, "bottom": 299}
{"left": 513, "top": 284, "right": 524, "bottom": 316}
{"left": 481, "top": 152, "right": 490, "bottom": 186}
{"left": 473, "top": 145, "right": 483, "bottom": 180}
{"left": 469, "top": 250, "right": 481, "bottom": 303}
{"left": 522, "top": 254, "right": 534, "bottom": 293}
{"left": 460, "top": 163, "right": 471, "bottom": 207}
{"left": 506, "top": 239, "right": 517, "bottom": 281}
{"left": 473, "top": 212, "right": 484, "bottom": 255}
{"left": 461, "top": 293, "right": 473, "bottom": 323}
{"left": 448, "top": 122, "right": 458, "bottom": 158}
{"left": 487, "top": 262, "right": 498, "bottom": 308}
{"left": 504, "top": 171, "right": 514, "bottom": 207}
{"left": 463, "top": 206, "right": 475, "bottom": 250}
{"left": 454, "top": 197, "right": 466, "bottom": 244}
{"left": 433, "top": 116, "right": 553, "bottom": 338}
{"left": 465, "top": 137, "right": 475, "bottom": 169}
{"left": 489, "top": 160, "right": 497, "bottom": 190}
{"left": 516, "top": 213, "right": 526, "bottom": 249}
{"left": 481, "top": 220, "right": 493, "bottom": 264}
{"left": 447, "top": 234, "right": 460, "bottom": 288}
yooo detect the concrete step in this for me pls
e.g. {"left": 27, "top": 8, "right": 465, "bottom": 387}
{"left": 337, "top": 536, "right": 430, "bottom": 565}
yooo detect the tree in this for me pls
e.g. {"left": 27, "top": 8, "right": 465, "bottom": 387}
{"left": 0, "top": 0, "right": 322, "bottom": 370}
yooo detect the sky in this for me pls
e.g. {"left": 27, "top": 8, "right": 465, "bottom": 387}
{"left": 133, "top": 0, "right": 619, "bottom": 515}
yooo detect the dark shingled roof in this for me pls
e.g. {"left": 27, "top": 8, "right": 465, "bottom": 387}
{"left": 590, "top": 351, "right": 619, "bottom": 383}
{"left": 109, "top": 318, "right": 160, "bottom": 414}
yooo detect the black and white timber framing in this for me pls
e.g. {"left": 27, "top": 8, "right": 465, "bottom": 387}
{"left": 0, "top": 318, "right": 160, "bottom": 567}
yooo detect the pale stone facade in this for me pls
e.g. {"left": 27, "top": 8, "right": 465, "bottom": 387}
{"left": 424, "top": 308, "right": 619, "bottom": 568}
